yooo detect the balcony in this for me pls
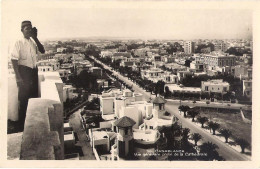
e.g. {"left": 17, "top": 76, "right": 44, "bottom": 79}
{"left": 8, "top": 71, "right": 64, "bottom": 160}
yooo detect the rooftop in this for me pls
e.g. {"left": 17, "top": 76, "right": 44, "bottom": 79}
{"left": 152, "top": 96, "right": 167, "bottom": 104}
{"left": 202, "top": 79, "right": 229, "bottom": 85}
{"left": 114, "top": 116, "right": 136, "bottom": 128}
{"left": 166, "top": 84, "right": 201, "bottom": 92}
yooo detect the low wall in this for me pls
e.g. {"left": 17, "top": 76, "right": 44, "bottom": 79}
{"left": 8, "top": 71, "right": 64, "bottom": 160}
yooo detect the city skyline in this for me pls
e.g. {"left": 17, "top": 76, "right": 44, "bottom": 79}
{"left": 2, "top": 1, "right": 252, "bottom": 42}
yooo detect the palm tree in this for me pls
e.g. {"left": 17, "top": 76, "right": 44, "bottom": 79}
{"left": 191, "top": 133, "right": 202, "bottom": 146}
{"left": 182, "top": 128, "right": 190, "bottom": 143}
{"left": 219, "top": 129, "right": 232, "bottom": 143}
{"left": 208, "top": 121, "right": 220, "bottom": 135}
{"left": 236, "top": 138, "right": 249, "bottom": 153}
{"left": 197, "top": 116, "right": 208, "bottom": 128}
{"left": 187, "top": 110, "right": 200, "bottom": 122}
{"left": 199, "top": 142, "right": 221, "bottom": 161}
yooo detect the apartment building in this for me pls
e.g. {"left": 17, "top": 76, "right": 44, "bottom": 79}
{"left": 184, "top": 41, "right": 195, "bottom": 54}
{"left": 203, "top": 53, "right": 236, "bottom": 68}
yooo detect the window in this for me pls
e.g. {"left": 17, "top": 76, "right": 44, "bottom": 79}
{"left": 159, "top": 104, "right": 162, "bottom": 110}
{"left": 150, "top": 126, "right": 153, "bottom": 129}
{"left": 125, "top": 128, "right": 128, "bottom": 135}
{"left": 205, "top": 86, "right": 208, "bottom": 91}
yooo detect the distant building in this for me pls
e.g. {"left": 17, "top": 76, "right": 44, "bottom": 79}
{"left": 57, "top": 47, "right": 67, "bottom": 53}
{"left": 58, "top": 69, "right": 70, "bottom": 80}
{"left": 201, "top": 47, "right": 211, "bottom": 53}
{"left": 201, "top": 79, "right": 230, "bottom": 93}
{"left": 63, "top": 85, "right": 78, "bottom": 102}
{"left": 203, "top": 52, "right": 236, "bottom": 68}
{"left": 120, "top": 61, "right": 135, "bottom": 67}
{"left": 163, "top": 73, "right": 178, "bottom": 84}
{"left": 163, "top": 56, "right": 175, "bottom": 63}
{"left": 213, "top": 42, "right": 228, "bottom": 52}
{"left": 242, "top": 80, "right": 252, "bottom": 101}
{"left": 100, "top": 51, "right": 113, "bottom": 58}
{"left": 165, "top": 84, "right": 201, "bottom": 94}
{"left": 99, "top": 89, "right": 143, "bottom": 119}
{"left": 152, "top": 55, "right": 162, "bottom": 62}
{"left": 177, "top": 70, "right": 192, "bottom": 81}
{"left": 233, "top": 65, "right": 252, "bottom": 80}
{"left": 141, "top": 67, "right": 164, "bottom": 83}
{"left": 184, "top": 41, "right": 195, "bottom": 54}
{"left": 118, "top": 45, "right": 127, "bottom": 52}
{"left": 89, "top": 67, "right": 102, "bottom": 78}
{"left": 112, "top": 52, "right": 131, "bottom": 61}
{"left": 37, "top": 60, "right": 59, "bottom": 72}
{"left": 190, "top": 60, "right": 204, "bottom": 72}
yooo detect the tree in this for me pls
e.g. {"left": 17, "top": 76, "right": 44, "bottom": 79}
{"left": 77, "top": 70, "right": 98, "bottom": 90}
{"left": 155, "top": 80, "right": 165, "bottom": 96}
{"left": 184, "top": 60, "right": 192, "bottom": 67}
{"left": 178, "top": 105, "right": 184, "bottom": 115}
{"left": 208, "top": 121, "right": 220, "bottom": 135}
{"left": 219, "top": 129, "right": 232, "bottom": 143}
{"left": 182, "top": 128, "right": 190, "bottom": 143}
{"left": 199, "top": 142, "right": 222, "bottom": 161}
{"left": 191, "top": 133, "right": 202, "bottom": 146}
{"left": 187, "top": 110, "right": 200, "bottom": 122}
{"left": 236, "top": 138, "right": 249, "bottom": 153}
{"left": 197, "top": 116, "right": 208, "bottom": 128}
{"left": 165, "top": 86, "right": 172, "bottom": 98}
{"left": 182, "top": 105, "right": 190, "bottom": 118}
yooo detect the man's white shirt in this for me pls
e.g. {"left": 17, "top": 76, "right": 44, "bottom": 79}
{"left": 11, "top": 37, "right": 38, "bottom": 68}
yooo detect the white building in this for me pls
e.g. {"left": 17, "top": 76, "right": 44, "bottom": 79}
{"left": 141, "top": 67, "right": 164, "bottom": 83}
{"left": 201, "top": 79, "right": 230, "bottom": 93}
{"left": 57, "top": 47, "right": 67, "bottom": 53}
{"left": 37, "top": 60, "right": 59, "bottom": 72}
{"left": 63, "top": 85, "right": 78, "bottom": 102}
{"left": 100, "top": 51, "right": 113, "bottom": 58}
{"left": 177, "top": 71, "right": 193, "bottom": 81}
{"left": 165, "top": 84, "right": 201, "bottom": 94}
{"left": 99, "top": 89, "right": 143, "bottom": 119}
{"left": 184, "top": 41, "right": 195, "bottom": 54}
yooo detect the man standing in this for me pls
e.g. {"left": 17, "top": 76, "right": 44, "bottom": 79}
{"left": 11, "top": 21, "right": 45, "bottom": 130}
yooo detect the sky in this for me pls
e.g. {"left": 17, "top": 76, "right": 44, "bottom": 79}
{"left": 1, "top": 1, "right": 253, "bottom": 42}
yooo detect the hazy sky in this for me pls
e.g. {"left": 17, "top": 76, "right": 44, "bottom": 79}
{"left": 2, "top": 1, "right": 252, "bottom": 41}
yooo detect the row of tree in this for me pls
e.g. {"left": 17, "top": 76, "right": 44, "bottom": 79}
{"left": 156, "top": 123, "right": 223, "bottom": 161}
{"left": 178, "top": 105, "right": 250, "bottom": 153}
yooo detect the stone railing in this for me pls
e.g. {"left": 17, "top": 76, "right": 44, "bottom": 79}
{"left": 8, "top": 71, "right": 64, "bottom": 160}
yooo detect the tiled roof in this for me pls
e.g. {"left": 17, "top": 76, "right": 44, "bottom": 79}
{"left": 114, "top": 116, "right": 136, "bottom": 128}
{"left": 152, "top": 96, "right": 167, "bottom": 104}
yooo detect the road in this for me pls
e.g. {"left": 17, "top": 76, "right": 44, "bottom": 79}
{"left": 91, "top": 56, "right": 250, "bottom": 161}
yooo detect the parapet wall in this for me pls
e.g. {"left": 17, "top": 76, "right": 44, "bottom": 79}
{"left": 18, "top": 72, "right": 64, "bottom": 160}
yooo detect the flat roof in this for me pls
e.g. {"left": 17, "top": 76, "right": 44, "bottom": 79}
{"left": 167, "top": 84, "right": 201, "bottom": 92}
